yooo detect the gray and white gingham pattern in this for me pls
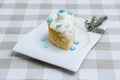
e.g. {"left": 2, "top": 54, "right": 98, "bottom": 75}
{"left": 0, "top": 0, "right": 120, "bottom": 80}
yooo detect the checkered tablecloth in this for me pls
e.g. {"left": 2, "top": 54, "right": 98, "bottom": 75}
{"left": 0, "top": 0, "right": 120, "bottom": 80}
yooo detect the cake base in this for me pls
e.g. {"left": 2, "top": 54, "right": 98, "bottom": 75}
{"left": 48, "top": 24, "right": 74, "bottom": 50}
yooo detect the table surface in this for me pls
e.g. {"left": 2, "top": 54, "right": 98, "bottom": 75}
{"left": 0, "top": 0, "right": 120, "bottom": 80}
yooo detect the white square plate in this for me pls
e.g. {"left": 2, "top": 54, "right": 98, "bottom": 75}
{"left": 12, "top": 18, "right": 107, "bottom": 72}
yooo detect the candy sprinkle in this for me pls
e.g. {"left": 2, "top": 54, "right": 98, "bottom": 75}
{"left": 74, "top": 40, "right": 80, "bottom": 45}
{"left": 40, "top": 37, "right": 46, "bottom": 41}
{"left": 69, "top": 46, "right": 76, "bottom": 51}
{"left": 65, "top": 24, "right": 70, "bottom": 28}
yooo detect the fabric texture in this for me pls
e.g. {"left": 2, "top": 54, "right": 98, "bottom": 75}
{"left": 0, "top": 0, "right": 120, "bottom": 80}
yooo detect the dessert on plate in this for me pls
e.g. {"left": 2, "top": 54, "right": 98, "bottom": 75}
{"left": 47, "top": 9, "right": 76, "bottom": 50}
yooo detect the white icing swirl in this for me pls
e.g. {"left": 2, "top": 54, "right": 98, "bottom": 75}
{"left": 57, "top": 12, "right": 66, "bottom": 19}
{"left": 49, "top": 10, "right": 76, "bottom": 42}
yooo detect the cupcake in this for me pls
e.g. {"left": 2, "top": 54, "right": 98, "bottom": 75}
{"left": 47, "top": 9, "right": 76, "bottom": 50}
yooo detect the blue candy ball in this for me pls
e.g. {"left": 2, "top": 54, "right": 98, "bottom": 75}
{"left": 69, "top": 46, "right": 76, "bottom": 51}
{"left": 44, "top": 44, "right": 49, "bottom": 48}
{"left": 56, "top": 24, "right": 62, "bottom": 28}
{"left": 59, "top": 9, "right": 65, "bottom": 13}
{"left": 74, "top": 40, "right": 80, "bottom": 45}
{"left": 67, "top": 10, "right": 73, "bottom": 15}
{"left": 47, "top": 17, "right": 53, "bottom": 23}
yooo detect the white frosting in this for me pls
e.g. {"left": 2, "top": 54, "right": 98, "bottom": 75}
{"left": 49, "top": 10, "right": 76, "bottom": 42}
{"left": 57, "top": 12, "right": 65, "bottom": 19}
